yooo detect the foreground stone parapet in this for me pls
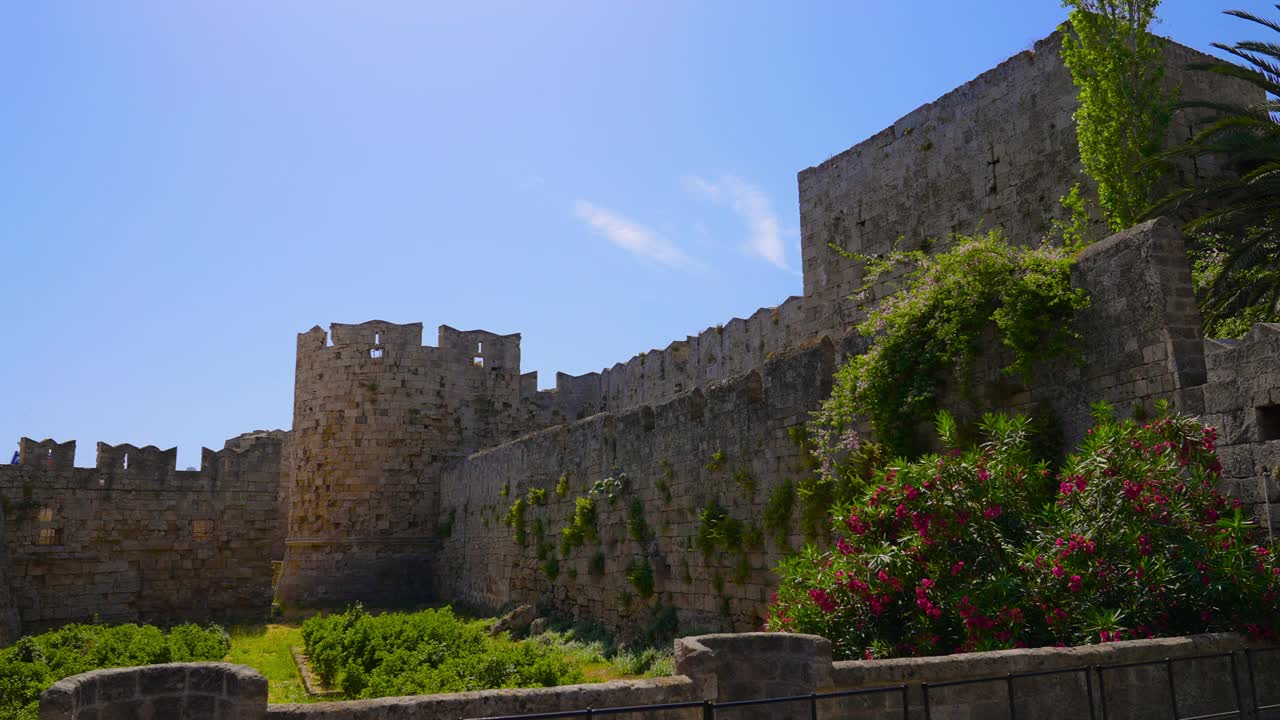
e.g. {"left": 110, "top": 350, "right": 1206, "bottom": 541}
{"left": 37, "top": 634, "right": 1280, "bottom": 720}
{"left": 39, "top": 663, "right": 267, "bottom": 720}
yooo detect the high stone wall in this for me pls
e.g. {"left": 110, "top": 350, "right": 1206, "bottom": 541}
{"left": 799, "top": 31, "right": 1261, "bottom": 336}
{"left": 433, "top": 220, "right": 1280, "bottom": 636}
{"left": 276, "top": 321, "right": 538, "bottom": 608}
{"left": 0, "top": 502, "right": 20, "bottom": 644}
{"left": 0, "top": 432, "right": 283, "bottom": 633}
{"left": 434, "top": 338, "right": 843, "bottom": 633}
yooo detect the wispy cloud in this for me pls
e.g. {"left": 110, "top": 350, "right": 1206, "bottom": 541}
{"left": 684, "top": 175, "right": 788, "bottom": 270}
{"left": 574, "top": 200, "right": 695, "bottom": 270}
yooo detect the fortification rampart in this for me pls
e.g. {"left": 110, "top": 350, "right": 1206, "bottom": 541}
{"left": 276, "top": 320, "right": 541, "bottom": 607}
{"left": 38, "top": 633, "right": 1280, "bottom": 720}
{"left": 434, "top": 336, "right": 845, "bottom": 632}
{"left": 0, "top": 431, "right": 284, "bottom": 636}
{"left": 799, "top": 32, "right": 1261, "bottom": 335}
{"left": 433, "top": 220, "right": 1280, "bottom": 636}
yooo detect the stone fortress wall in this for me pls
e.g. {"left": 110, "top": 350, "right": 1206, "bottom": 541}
{"left": 0, "top": 432, "right": 284, "bottom": 639}
{"left": 1, "top": 26, "right": 1278, "bottom": 646}
{"left": 799, "top": 32, "right": 1256, "bottom": 332}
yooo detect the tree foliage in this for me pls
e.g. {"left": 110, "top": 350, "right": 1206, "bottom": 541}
{"left": 1060, "top": 0, "right": 1172, "bottom": 231}
{"left": 1158, "top": 6, "right": 1280, "bottom": 336}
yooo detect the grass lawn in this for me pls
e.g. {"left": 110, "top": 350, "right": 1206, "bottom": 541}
{"left": 223, "top": 624, "right": 328, "bottom": 704}
{"left": 223, "top": 610, "right": 673, "bottom": 703}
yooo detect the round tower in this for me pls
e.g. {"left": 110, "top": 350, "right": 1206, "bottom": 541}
{"left": 275, "top": 320, "right": 524, "bottom": 607}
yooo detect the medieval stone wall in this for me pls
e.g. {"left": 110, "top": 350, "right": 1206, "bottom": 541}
{"left": 435, "top": 339, "right": 842, "bottom": 634}
{"left": 433, "top": 220, "right": 1280, "bottom": 637}
{"left": 276, "top": 321, "right": 537, "bottom": 608}
{"left": 798, "top": 32, "right": 1261, "bottom": 337}
{"left": 0, "top": 503, "right": 20, "bottom": 644}
{"left": 0, "top": 433, "right": 283, "bottom": 634}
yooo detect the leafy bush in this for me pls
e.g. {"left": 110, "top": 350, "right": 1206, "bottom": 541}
{"left": 559, "top": 497, "right": 597, "bottom": 556}
{"left": 504, "top": 498, "right": 528, "bottom": 546}
{"left": 767, "top": 406, "right": 1279, "bottom": 660}
{"left": 695, "top": 501, "right": 743, "bottom": 555}
{"left": 527, "top": 488, "right": 547, "bottom": 506}
{"left": 0, "top": 623, "right": 229, "bottom": 719}
{"left": 625, "top": 557, "right": 655, "bottom": 598}
{"left": 826, "top": 232, "right": 1089, "bottom": 456}
{"left": 763, "top": 480, "right": 796, "bottom": 549}
{"left": 627, "top": 499, "right": 649, "bottom": 541}
{"left": 555, "top": 473, "right": 570, "bottom": 497}
{"left": 301, "top": 605, "right": 583, "bottom": 698}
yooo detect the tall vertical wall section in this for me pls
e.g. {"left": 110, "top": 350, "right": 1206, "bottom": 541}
{"left": 0, "top": 432, "right": 285, "bottom": 637}
{"left": 423, "top": 32, "right": 1277, "bottom": 635}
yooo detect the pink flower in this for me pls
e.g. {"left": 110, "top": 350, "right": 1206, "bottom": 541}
{"left": 951, "top": 561, "right": 966, "bottom": 576}
{"left": 977, "top": 467, "right": 990, "bottom": 482}
{"left": 905, "top": 485, "right": 919, "bottom": 501}
{"left": 837, "top": 537, "right": 855, "bottom": 556}
{"left": 1069, "top": 575, "right": 1083, "bottom": 593}
{"left": 808, "top": 587, "right": 837, "bottom": 614}
{"left": 983, "top": 505, "right": 1002, "bottom": 520}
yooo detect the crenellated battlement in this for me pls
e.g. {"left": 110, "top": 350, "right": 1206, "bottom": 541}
{"left": 2, "top": 432, "right": 286, "bottom": 493}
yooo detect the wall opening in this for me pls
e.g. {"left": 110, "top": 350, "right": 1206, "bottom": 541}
{"left": 370, "top": 348, "right": 383, "bottom": 359}
{"left": 474, "top": 357, "right": 484, "bottom": 367}
{"left": 37, "top": 507, "right": 53, "bottom": 523}
{"left": 122, "top": 453, "right": 129, "bottom": 470}
{"left": 1258, "top": 405, "right": 1280, "bottom": 441}
{"left": 374, "top": 332, "right": 381, "bottom": 345}
{"left": 37, "top": 527, "right": 60, "bottom": 546}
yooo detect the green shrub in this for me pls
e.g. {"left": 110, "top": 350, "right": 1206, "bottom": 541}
{"left": 768, "top": 406, "right": 1280, "bottom": 660}
{"left": 556, "top": 474, "right": 570, "bottom": 497}
{"left": 504, "top": 498, "right": 528, "bottom": 546}
{"left": 625, "top": 558, "right": 655, "bottom": 598}
{"left": 824, "top": 232, "right": 1089, "bottom": 456}
{"left": 627, "top": 499, "right": 649, "bottom": 541}
{"left": 706, "top": 451, "right": 727, "bottom": 473}
{"left": 695, "top": 501, "right": 743, "bottom": 556}
{"left": 560, "top": 497, "right": 598, "bottom": 556}
{"left": 763, "top": 480, "right": 796, "bottom": 549}
{"left": 527, "top": 488, "right": 547, "bottom": 506}
{"left": 301, "top": 605, "right": 583, "bottom": 698}
{"left": 0, "top": 623, "right": 229, "bottom": 719}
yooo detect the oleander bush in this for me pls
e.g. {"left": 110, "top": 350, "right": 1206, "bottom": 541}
{"left": 0, "top": 622, "right": 230, "bottom": 720}
{"left": 300, "top": 605, "right": 584, "bottom": 698}
{"left": 767, "top": 403, "right": 1280, "bottom": 660}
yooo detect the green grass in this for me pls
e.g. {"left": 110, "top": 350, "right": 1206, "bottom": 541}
{"left": 224, "top": 624, "right": 332, "bottom": 704}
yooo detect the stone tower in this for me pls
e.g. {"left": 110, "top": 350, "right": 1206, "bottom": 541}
{"left": 275, "top": 320, "right": 525, "bottom": 606}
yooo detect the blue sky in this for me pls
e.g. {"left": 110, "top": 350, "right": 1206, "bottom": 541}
{"left": 0, "top": 1, "right": 1264, "bottom": 468}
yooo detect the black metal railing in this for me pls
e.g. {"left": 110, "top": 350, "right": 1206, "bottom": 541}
{"left": 469, "top": 647, "right": 1280, "bottom": 720}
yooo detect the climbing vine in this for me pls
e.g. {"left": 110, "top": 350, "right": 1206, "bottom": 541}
{"left": 1059, "top": 0, "right": 1172, "bottom": 231}
{"left": 826, "top": 232, "right": 1089, "bottom": 456}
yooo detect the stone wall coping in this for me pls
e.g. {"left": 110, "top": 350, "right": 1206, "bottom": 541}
{"left": 40, "top": 662, "right": 268, "bottom": 719}
{"left": 265, "top": 675, "right": 697, "bottom": 719}
{"left": 831, "top": 632, "right": 1261, "bottom": 689}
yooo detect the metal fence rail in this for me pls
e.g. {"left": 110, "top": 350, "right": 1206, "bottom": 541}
{"left": 471, "top": 647, "right": 1280, "bottom": 720}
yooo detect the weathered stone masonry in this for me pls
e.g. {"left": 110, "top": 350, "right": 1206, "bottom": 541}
{"left": 0, "top": 432, "right": 284, "bottom": 636}
{"left": 3, "top": 27, "right": 1278, "bottom": 645}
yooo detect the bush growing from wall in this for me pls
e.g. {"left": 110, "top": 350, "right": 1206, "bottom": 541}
{"left": 0, "top": 623, "right": 230, "bottom": 720}
{"left": 827, "top": 231, "right": 1089, "bottom": 456}
{"left": 767, "top": 404, "right": 1280, "bottom": 660}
